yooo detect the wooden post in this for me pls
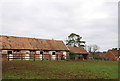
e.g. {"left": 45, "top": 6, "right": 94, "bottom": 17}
{"left": 8, "top": 54, "right": 9, "bottom": 61}
{"left": 29, "top": 51, "right": 30, "bottom": 60}
{"left": 56, "top": 54, "right": 58, "bottom": 61}
{"left": 34, "top": 51, "right": 35, "bottom": 61}
{"left": 15, "top": 51, "right": 17, "bottom": 60}
{"left": 68, "top": 54, "right": 70, "bottom": 61}
{"left": 19, "top": 52, "right": 22, "bottom": 60}
{"left": 42, "top": 53, "right": 43, "bottom": 61}
{"left": 57, "top": 54, "right": 59, "bottom": 60}
{"left": 31, "top": 51, "right": 32, "bottom": 60}
{"left": 55, "top": 54, "right": 57, "bottom": 60}
{"left": 20, "top": 51, "right": 22, "bottom": 60}
{"left": 49, "top": 54, "right": 51, "bottom": 60}
{"left": 21, "top": 53, "right": 23, "bottom": 60}
{"left": 12, "top": 52, "right": 13, "bottom": 60}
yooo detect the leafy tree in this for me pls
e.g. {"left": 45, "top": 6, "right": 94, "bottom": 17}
{"left": 66, "top": 33, "right": 85, "bottom": 47}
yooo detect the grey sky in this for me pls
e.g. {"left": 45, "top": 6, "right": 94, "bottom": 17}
{"left": 0, "top": 0, "right": 118, "bottom": 51}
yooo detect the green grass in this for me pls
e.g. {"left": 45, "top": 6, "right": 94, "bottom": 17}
{"left": 2, "top": 60, "right": 118, "bottom": 79}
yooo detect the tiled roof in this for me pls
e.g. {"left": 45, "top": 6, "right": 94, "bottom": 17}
{"left": 0, "top": 35, "right": 69, "bottom": 51}
{"left": 67, "top": 46, "right": 89, "bottom": 54}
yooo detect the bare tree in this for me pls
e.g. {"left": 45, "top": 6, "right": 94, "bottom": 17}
{"left": 92, "top": 44, "right": 100, "bottom": 53}
{"left": 86, "top": 44, "right": 100, "bottom": 52}
{"left": 85, "top": 45, "right": 92, "bottom": 53}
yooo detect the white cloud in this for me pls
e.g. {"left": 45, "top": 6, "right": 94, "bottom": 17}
{"left": 0, "top": 0, "right": 118, "bottom": 51}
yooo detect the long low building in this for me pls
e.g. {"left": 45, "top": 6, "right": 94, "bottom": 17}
{"left": 0, "top": 35, "right": 69, "bottom": 61}
{"left": 0, "top": 35, "right": 89, "bottom": 61}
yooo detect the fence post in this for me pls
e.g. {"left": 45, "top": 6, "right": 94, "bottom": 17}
{"left": 8, "top": 54, "right": 9, "bottom": 61}
{"left": 49, "top": 54, "right": 51, "bottom": 60}
{"left": 20, "top": 52, "right": 22, "bottom": 60}
{"left": 42, "top": 53, "right": 43, "bottom": 61}
{"left": 14, "top": 51, "right": 19, "bottom": 58}
{"left": 34, "top": 52, "right": 35, "bottom": 61}
{"left": 21, "top": 53, "right": 23, "bottom": 60}
{"left": 57, "top": 54, "right": 59, "bottom": 60}
{"left": 12, "top": 52, "right": 13, "bottom": 60}
{"left": 29, "top": 52, "right": 30, "bottom": 60}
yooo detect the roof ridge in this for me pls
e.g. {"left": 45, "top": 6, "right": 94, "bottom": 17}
{"left": 0, "top": 35, "right": 62, "bottom": 41}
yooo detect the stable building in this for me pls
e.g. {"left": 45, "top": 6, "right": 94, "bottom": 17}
{"left": 67, "top": 46, "right": 89, "bottom": 60}
{"left": 0, "top": 35, "right": 69, "bottom": 61}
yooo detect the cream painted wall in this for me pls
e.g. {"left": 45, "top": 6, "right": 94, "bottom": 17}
{"left": 49, "top": 51, "right": 56, "bottom": 60}
{"left": 2, "top": 50, "right": 9, "bottom": 54}
{"left": 63, "top": 51, "right": 67, "bottom": 59}
{"left": 9, "top": 54, "right": 13, "bottom": 60}
{"left": 36, "top": 51, "right": 40, "bottom": 54}
{"left": 24, "top": 54, "right": 30, "bottom": 60}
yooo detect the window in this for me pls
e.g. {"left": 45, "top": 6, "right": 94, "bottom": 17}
{"left": 30, "top": 50, "right": 35, "bottom": 54}
{"left": 52, "top": 52, "right": 55, "bottom": 55}
{"left": 8, "top": 51, "right": 12, "bottom": 54}
{"left": 40, "top": 52, "right": 43, "bottom": 54}
{"left": 13, "top": 50, "right": 16, "bottom": 52}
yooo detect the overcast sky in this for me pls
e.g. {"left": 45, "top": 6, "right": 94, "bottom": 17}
{"left": 0, "top": 0, "right": 119, "bottom": 51}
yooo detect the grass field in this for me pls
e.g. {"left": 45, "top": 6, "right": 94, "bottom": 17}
{"left": 2, "top": 60, "right": 118, "bottom": 79}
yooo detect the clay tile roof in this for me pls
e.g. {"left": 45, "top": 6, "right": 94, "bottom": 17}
{"left": 109, "top": 49, "right": 120, "bottom": 57}
{"left": 0, "top": 35, "right": 69, "bottom": 51}
{"left": 67, "top": 46, "right": 89, "bottom": 54}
